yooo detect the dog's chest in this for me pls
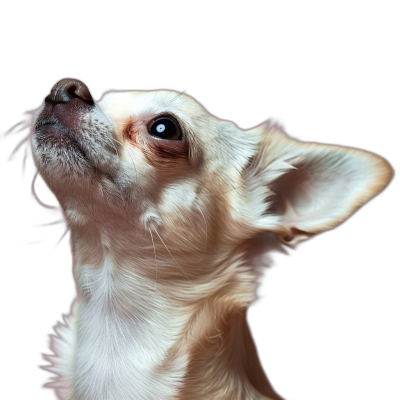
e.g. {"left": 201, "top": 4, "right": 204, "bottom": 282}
{"left": 72, "top": 261, "right": 189, "bottom": 400}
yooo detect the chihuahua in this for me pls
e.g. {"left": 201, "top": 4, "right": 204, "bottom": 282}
{"left": 31, "top": 79, "right": 392, "bottom": 400}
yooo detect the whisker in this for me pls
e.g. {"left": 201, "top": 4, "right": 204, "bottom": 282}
{"left": 4, "top": 120, "right": 29, "bottom": 136}
{"left": 153, "top": 227, "right": 194, "bottom": 287}
{"left": 22, "top": 239, "right": 45, "bottom": 245}
{"left": 109, "top": 137, "right": 124, "bottom": 157}
{"left": 112, "top": 137, "right": 138, "bottom": 182}
{"left": 9, "top": 135, "right": 30, "bottom": 160}
{"left": 110, "top": 141, "right": 119, "bottom": 157}
{"left": 170, "top": 90, "right": 186, "bottom": 103}
{"left": 195, "top": 204, "right": 208, "bottom": 249}
{"left": 52, "top": 227, "right": 70, "bottom": 250}
{"left": 112, "top": 138, "right": 124, "bottom": 147}
{"left": 148, "top": 229, "right": 158, "bottom": 290}
{"left": 100, "top": 135, "right": 119, "bottom": 157}
{"left": 31, "top": 171, "right": 58, "bottom": 209}
{"left": 22, "top": 144, "right": 29, "bottom": 174}
{"left": 36, "top": 219, "right": 66, "bottom": 227}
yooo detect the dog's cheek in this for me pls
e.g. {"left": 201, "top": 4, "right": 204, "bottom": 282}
{"left": 157, "top": 182, "right": 198, "bottom": 217}
{"left": 155, "top": 182, "right": 206, "bottom": 243}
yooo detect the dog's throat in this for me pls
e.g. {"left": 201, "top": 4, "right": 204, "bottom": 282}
{"left": 73, "top": 257, "right": 190, "bottom": 399}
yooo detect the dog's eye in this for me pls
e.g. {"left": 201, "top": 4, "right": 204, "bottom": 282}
{"left": 148, "top": 117, "right": 182, "bottom": 140}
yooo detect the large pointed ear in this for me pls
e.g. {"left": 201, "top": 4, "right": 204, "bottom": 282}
{"left": 245, "top": 124, "right": 393, "bottom": 245}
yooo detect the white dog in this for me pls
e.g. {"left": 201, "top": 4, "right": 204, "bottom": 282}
{"left": 31, "top": 79, "right": 392, "bottom": 400}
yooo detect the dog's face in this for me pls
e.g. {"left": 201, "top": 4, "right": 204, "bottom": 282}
{"left": 32, "top": 79, "right": 261, "bottom": 271}
{"left": 32, "top": 79, "right": 392, "bottom": 278}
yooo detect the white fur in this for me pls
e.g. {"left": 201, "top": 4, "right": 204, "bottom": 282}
{"left": 32, "top": 82, "right": 392, "bottom": 399}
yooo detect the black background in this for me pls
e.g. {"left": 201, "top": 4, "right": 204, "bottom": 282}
{"left": 0, "top": 9, "right": 399, "bottom": 400}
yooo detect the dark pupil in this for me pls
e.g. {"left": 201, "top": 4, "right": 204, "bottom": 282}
{"left": 151, "top": 118, "right": 179, "bottom": 139}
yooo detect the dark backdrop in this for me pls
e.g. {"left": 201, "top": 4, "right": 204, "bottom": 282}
{"left": 0, "top": 10, "right": 399, "bottom": 400}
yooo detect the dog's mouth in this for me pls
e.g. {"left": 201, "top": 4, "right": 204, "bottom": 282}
{"left": 33, "top": 79, "right": 119, "bottom": 176}
{"left": 34, "top": 103, "right": 94, "bottom": 166}
{"left": 35, "top": 117, "right": 91, "bottom": 161}
{"left": 35, "top": 118, "right": 57, "bottom": 129}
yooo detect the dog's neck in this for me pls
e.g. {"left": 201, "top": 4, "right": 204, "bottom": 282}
{"left": 67, "top": 221, "right": 281, "bottom": 400}
{"left": 74, "top": 255, "right": 191, "bottom": 399}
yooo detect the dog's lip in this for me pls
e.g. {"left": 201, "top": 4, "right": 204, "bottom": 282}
{"left": 34, "top": 103, "right": 81, "bottom": 144}
{"left": 35, "top": 118, "right": 58, "bottom": 129}
{"left": 37, "top": 98, "right": 92, "bottom": 131}
{"left": 34, "top": 101, "right": 120, "bottom": 178}
{"left": 34, "top": 117, "right": 91, "bottom": 162}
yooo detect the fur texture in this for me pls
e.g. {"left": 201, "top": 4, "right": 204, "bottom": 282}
{"left": 31, "top": 80, "right": 392, "bottom": 400}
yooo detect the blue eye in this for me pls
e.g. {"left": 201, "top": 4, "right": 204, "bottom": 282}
{"left": 149, "top": 117, "right": 182, "bottom": 140}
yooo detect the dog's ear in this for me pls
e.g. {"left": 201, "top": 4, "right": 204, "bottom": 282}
{"left": 245, "top": 124, "right": 393, "bottom": 245}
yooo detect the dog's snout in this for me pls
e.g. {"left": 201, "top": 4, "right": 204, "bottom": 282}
{"left": 45, "top": 78, "right": 94, "bottom": 105}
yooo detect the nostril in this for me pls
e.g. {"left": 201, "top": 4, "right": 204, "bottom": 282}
{"left": 45, "top": 78, "right": 94, "bottom": 105}
{"left": 67, "top": 84, "right": 78, "bottom": 98}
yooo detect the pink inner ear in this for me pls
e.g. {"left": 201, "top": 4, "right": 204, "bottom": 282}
{"left": 246, "top": 127, "right": 392, "bottom": 242}
{"left": 269, "top": 160, "right": 332, "bottom": 219}
{"left": 266, "top": 147, "right": 390, "bottom": 236}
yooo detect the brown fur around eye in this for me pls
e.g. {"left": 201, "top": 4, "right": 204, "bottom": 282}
{"left": 146, "top": 137, "right": 189, "bottom": 161}
{"left": 122, "top": 118, "right": 189, "bottom": 163}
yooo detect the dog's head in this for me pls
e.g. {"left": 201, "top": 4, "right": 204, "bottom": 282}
{"left": 32, "top": 79, "right": 392, "bottom": 277}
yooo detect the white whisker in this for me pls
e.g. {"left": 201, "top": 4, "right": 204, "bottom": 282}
{"left": 22, "top": 143, "right": 29, "bottom": 173}
{"left": 53, "top": 228, "right": 69, "bottom": 251}
{"left": 93, "top": 132, "right": 119, "bottom": 158}
{"left": 169, "top": 90, "right": 186, "bottom": 103}
{"left": 112, "top": 137, "right": 138, "bottom": 182}
{"left": 148, "top": 228, "right": 158, "bottom": 290}
{"left": 153, "top": 227, "right": 194, "bottom": 287}
{"left": 8, "top": 135, "right": 30, "bottom": 161}
{"left": 31, "top": 171, "right": 58, "bottom": 210}
{"left": 5, "top": 119, "right": 28, "bottom": 136}
{"left": 195, "top": 204, "right": 208, "bottom": 249}
{"left": 34, "top": 219, "right": 65, "bottom": 228}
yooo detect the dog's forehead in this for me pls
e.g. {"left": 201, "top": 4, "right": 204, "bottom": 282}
{"left": 97, "top": 89, "right": 208, "bottom": 122}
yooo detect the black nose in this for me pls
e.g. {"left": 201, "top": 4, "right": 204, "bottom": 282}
{"left": 45, "top": 78, "right": 94, "bottom": 105}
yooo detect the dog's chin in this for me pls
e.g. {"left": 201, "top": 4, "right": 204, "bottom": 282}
{"left": 35, "top": 124, "right": 87, "bottom": 159}
{"left": 34, "top": 125, "right": 94, "bottom": 173}
{"left": 33, "top": 106, "right": 119, "bottom": 179}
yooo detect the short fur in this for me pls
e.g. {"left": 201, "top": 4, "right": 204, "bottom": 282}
{"left": 31, "top": 80, "right": 392, "bottom": 400}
